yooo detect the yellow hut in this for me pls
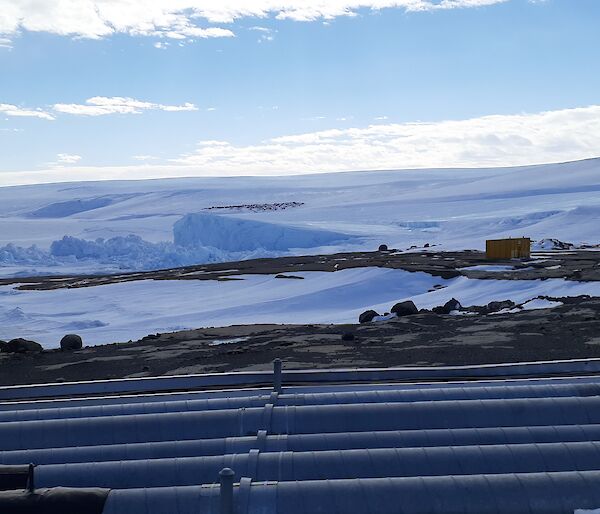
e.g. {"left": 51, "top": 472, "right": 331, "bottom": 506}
{"left": 486, "top": 237, "right": 531, "bottom": 260}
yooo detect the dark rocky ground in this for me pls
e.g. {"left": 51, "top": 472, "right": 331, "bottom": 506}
{"left": 1, "top": 249, "right": 599, "bottom": 386}
{"left": 1, "top": 294, "right": 599, "bottom": 386}
{"left": 2, "top": 249, "right": 599, "bottom": 291}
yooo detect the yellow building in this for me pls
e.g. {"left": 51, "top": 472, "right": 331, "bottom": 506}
{"left": 486, "top": 237, "right": 531, "bottom": 259}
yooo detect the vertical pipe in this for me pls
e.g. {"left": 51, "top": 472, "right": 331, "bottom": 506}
{"left": 27, "top": 463, "right": 35, "bottom": 493}
{"left": 273, "top": 359, "right": 283, "bottom": 394}
{"left": 219, "top": 467, "right": 235, "bottom": 514}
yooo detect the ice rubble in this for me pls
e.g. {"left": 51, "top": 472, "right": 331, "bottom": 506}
{"left": 0, "top": 213, "right": 354, "bottom": 273}
{"left": 173, "top": 212, "right": 349, "bottom": 251}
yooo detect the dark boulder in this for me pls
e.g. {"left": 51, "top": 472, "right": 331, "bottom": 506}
{"left": 378, "top": 244, "right": 389, "bottom": 252}
{"left": 486, "top": 300, "right": 515, "bottom": 314}
{"left": 359, "top": 310, "right": 380, "bottom": 324}
{"left": 391, "top": 300, "right": 418, "bottom": 317}
{"left": 341, "top": 332, "right": 355, "bottom": 342}
{"left": 60, "top": 333, "right": 83, "bottom": 351}
{"left": 6, "top": 338, "right": 43, "bottom": 353}
{"left": 424, "top": 243, "right": 430, "bottom": 248}
{"left": 444, "top": 298, "right": 462, "bottom": 312}
{"left": 275, "top": 274, "right": 304, "bottom": 280}
{"left": 0, "top": 340, "right": 7, "bottom": 353}
{"left": 433, "top": 298, "right": 462, "bottom": 315}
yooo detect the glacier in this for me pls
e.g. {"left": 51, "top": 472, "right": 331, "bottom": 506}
{"left": 0, "top": 158, "right": 598, "bottom": 276}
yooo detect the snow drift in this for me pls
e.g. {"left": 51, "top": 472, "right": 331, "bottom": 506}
{"left": 173, "top": 212, "right": 351, "bottom": 252}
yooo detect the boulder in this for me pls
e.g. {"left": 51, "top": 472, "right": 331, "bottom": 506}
{"left": 359, "top": 310, "right": 380, "bottom": 324}
{"left": 432, "top": 298, "right": 462, "bottom": 315}
{"left": 6, "top": 338, "right": 43, "bottom": 353}
{"left": 0, "top": 340, "right": 7, "bottom": 353}
{"left": 444, "top": 298, "right": 462, "bottom": 312}
{"left": 390, "top": 300, "right": 418, "bottom": 317}
{"left": 341, "top": 332, "right": 355, "bottom": 342}
{"left": 378, "top": 244, "right": 389, "bottom": 252}
{"left": 486, "top": 300, "right": 515, "bottom": 314}
{"left": 60, "top": 334, "right": 83, "bottom": 351}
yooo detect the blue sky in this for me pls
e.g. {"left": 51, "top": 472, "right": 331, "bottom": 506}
{"left": 0, "top": 0, "right": 599, "bottom": 184}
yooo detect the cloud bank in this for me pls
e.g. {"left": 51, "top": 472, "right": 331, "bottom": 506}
{"left": 0, "top": 0, "right": 510, "bottom": 43}
{"left": 1, "top": 104, "right": 598, "bottom": 186}
{"left": 173, "top": 105, "right": 600, "bottom": 172}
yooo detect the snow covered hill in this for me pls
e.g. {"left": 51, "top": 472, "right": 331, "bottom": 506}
{"left": 0, "top": 157, "right": 599, "bottom": 275}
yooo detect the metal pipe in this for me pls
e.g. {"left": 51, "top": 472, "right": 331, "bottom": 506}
{"left": 4, "top": 357, "right": 600, "bottom": 401}
{"left": 5, "top": 395, "right": 600, "bottom": 451}
{"left": 32, "top": 441, "right": 600, "bottom": 489}
{"left": 6, "top": 424, "right": 600, "bottom": 466}
{"left": 219, "top": 468, "right": 235, "bottom": 514}
{"left": 100, "top": 470, "right": 600, "bottom": 514}
{"left": 26, "top": 463, "right": 34, "bottom": 493}
{"left": 4, "top": 374, "right": 600, "bottom": 413}
{"left": 273, "top": 360, "right": 282, "bottom": 394}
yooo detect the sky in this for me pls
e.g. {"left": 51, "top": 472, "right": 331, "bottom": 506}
{"left": 0, "top": 0, "right": 599, "bottom": 185}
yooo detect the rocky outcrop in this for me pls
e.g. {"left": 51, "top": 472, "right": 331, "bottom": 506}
{"left": 470, "top": 300, "right": 516, "bottom": 314}
{"left": 4, "top": 338, "right": 43, "bottom": 353}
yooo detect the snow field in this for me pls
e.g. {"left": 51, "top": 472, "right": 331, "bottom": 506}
{"left": 2, "top": 268, "right": 600, "bottom": 349}
{"left": 0, "top": 158, "right": 599, "bottom": 275}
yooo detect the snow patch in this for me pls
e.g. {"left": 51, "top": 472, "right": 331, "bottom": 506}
{"left": 207, "top": 337, "right": 249, "bottom": 346}
{"left": 372, "top": 313, "right": 398, "bottom": 322}
{"left": 2, "top": 269, "right": 600, "bottom": 348}
{"left": 532, "top": 238, "right": 574, "bottom": 251}
{"left": 460, "top": 265, "right": 517, "bottom": 272}
{"left": 521, "top": 298, "right": 564, "bottom": 310}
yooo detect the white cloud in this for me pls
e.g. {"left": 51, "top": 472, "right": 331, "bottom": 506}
{"left": 0, "top": 103, "right": 55, "bottom": 120}
{"left": 2, "top": 104, "right": 598, "bottom": 186}
{"left": 53, "top": 97, "right": 198, "bottom": 116}
{"left": 132, "top": 155, "right": 159, "bottom": 161}
{"left": 0, "top": 1, "right": 511, "bottom": 43}
{"left": 56, "top": 153, "right": 82, "bottom": 164}
{"left": 0, "top": 104, "right": 54, "bottom": 120}
{"left": 250, "top": 25, "right": 276, "bottom": 42}
{"left": 171, "top": 105, "right": 600, "bottom": 173}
